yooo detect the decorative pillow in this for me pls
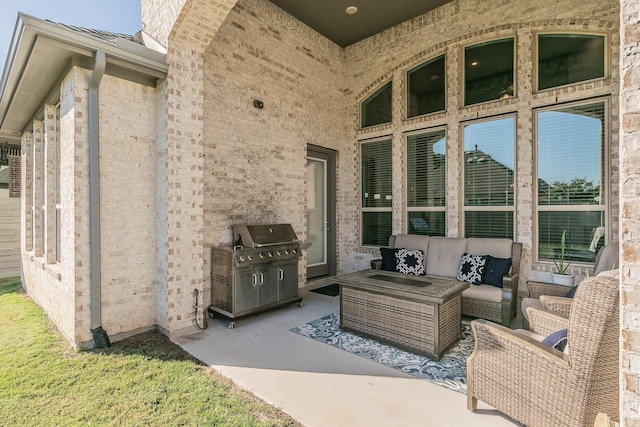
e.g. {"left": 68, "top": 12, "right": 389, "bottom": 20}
{"left": 456, "top": 253, "right": 487, "bottom": 285}
{"left": 395, "top": 248, "right": 425, "bottom": 275}
{"left": 565, "top": 285, "right": 578, "bottom": 298}
{"left": 542, "top": 328, "right": 568, "bottom": 352}
{"left": 380, "top": 247, "right": 398, "bottom": 271}
{"left": 483, "top": 255, "right": 512, "bottom": 288}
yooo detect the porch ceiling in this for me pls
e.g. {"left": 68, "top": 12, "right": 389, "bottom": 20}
{"left": 268, "top": 0, "right": 454, "bottom": 47}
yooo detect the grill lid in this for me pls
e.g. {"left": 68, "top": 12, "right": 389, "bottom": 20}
{"left": 233, "top": 224, "right": 298, "bottom": 248}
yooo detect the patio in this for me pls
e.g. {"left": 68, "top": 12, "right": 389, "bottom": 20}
{"left": 175, "top": 283, "right": 522, "bottom": 427}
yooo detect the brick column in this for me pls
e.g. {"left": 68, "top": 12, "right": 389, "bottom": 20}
{"left": 21, "top": 131, "right": 33, "bottom": 252}
{"left": 147, "top": 0, "right": 238, "bottom": 335}
{"left": 31, "top": 120, "right": 44, "bottom": 257}
{"left": 43, "top": 104, "right": 57, "bottom": 264}
{"left": 620, "top": 0, "right": 640, "bottom": 424}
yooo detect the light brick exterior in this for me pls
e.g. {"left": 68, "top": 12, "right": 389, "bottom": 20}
{"left": 620, "top": 0, "right": 640, "bottom": 424}
{"left": 14, "top": 0, "right": 640, "bottom": 421}
{"left": 21, "top": 68, "right": 159, "bottom": 347}
{"left": 340, "top": 0, "right": 620, "bottom": 293}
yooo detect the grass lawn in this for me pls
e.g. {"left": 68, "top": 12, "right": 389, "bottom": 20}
{"left": 0, "top": 277, "right": 300, "bottom": 426}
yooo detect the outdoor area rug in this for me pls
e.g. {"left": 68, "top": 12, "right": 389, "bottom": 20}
{"left": 290, "top": 312, "right": 472, "bottom": 394}
{"left": 309, "top": 283, "right": 340, "bottom": 297}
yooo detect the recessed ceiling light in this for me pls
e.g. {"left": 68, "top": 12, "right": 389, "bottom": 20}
{"left": 346, "top": 6, "right": 358, "bottom": 15}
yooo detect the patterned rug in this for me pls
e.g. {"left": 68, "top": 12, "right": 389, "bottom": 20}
{"left": 290, "top": 312, "right": 472, "bottom": 394}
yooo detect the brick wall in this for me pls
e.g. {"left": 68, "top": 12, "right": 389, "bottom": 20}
{"left": 201, "top": 0, "right": 345, "bottom": 270}
{"left": 620, "top": 0, "right": 640, "bottom": 424}
{"left": 98, "top": 74, "right": 159, "bottom": 339}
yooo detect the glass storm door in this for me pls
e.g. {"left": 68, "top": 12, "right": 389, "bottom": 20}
{"left": 306, "top": 146, "right": 336, "bottom": 279}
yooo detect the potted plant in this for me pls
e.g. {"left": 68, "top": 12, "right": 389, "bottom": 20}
{"left": 551, "top": 230, "right": 575, "bottom": 286}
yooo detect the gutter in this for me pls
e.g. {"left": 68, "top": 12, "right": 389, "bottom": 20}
{"left": 88, "top": 50, "right": 110, "bottom": 348}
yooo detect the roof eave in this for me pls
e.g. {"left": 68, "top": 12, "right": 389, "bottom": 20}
{"left": 0, "top": 13, "right": 168, "bottom": 139}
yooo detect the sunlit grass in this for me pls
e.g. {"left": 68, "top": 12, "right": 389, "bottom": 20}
{"left": 0, "top": 277, "right": 299, "bottom": 426}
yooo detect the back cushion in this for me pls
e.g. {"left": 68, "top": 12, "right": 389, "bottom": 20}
{"left": 467, "top": 238, "right": 512, "bottom": 259}
{"left": 425, "top": 237, "right": 468, "bottom": 278}
{"left": 393, "top": 234, "right": 429, "bottom": 257}
{"left": 594, "top": 244, "right": 619, "bottom": 276}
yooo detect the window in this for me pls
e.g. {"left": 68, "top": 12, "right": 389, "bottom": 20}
{"left": 361, "top": 139, "right": 392, "bottom": 246}
{"left": 407, "top": 55, "right": 446, "bottom": 118}
{"left": 463, "top": 117, "right": 515, "bottom": 238}
{"left": 538, "top": 34, "right": 605, "bottom": 91}
{"left": 406, "top": 129, "right": 446, "bottom": 236}
{"left": 464, "top": 38, "right": 515, "bottom": 106}
{"left": 536, "top": 101, "right": 606, "bottom": 264}
{"left": 361, "top": 82, "right": 392, "bottom": 128}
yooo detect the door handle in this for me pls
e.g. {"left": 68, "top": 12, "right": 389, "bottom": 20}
{"left": 279, "top": 268, "right": 284, "bottom": 280}
{"left": 252, "top": 273, "right": 257, "bottom": 286}
{"left": 259, "top": 272, "right": 264, "bottom": 285}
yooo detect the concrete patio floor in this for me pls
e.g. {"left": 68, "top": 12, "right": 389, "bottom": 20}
{"left": 175, "top": 284, "right": 522, "bottom": 427}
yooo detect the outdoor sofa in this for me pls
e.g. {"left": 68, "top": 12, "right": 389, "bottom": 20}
{"left": 371, "top": 234, "right": 522, "bottom": 327}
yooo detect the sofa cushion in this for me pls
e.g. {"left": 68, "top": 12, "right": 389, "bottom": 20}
{"left": 483, "top": 256, "right": 512, "bottom": 288}
{"left": 393, "top": 234, "right": 429, "bottom": 257}
{"left": 467, "top": 238, "right": 512, "bottom": 259}
{"left": 395, "top": 248, "right": 425, "bottom": 275}
{"left": 462, "top": 284, "right": 503, "bottom": 303}
{"left": 380, "top": 247, "right": 398, "bottom": 271}
{"left": 425, "top": 236, "right": 468, "bottom": 278}
{"left": 457, "top": 253, "right": 487, "bottom": 285}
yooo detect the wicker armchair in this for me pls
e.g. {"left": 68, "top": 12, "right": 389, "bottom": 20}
{"left": 521, "top": 243, "right": 618, "bottom": 329}
{"left": 467, "top": 275, "right": 619, "bottom": 427}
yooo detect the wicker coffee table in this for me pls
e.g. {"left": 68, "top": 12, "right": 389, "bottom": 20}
{"left": 335, "top": 269, "right": 469, "bottom": 360}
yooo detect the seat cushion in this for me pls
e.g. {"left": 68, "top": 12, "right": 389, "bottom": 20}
{"left": 462, "top": 284, "right": 503, "bottom": 303}
{"left": 425, "top": 236, "right": 468, "bottom": 278}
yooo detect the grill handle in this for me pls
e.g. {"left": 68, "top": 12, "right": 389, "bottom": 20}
{"left": 252, "top": 273, "right": 257, "bottom": 287}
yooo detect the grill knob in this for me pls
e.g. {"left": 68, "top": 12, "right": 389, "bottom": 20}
{"left": 239, "top": 256, "right": 245, "bottom": 262}
{"left": 268, "top": 251, "right": 273, "bottom": 257}
{"left": 292, "top": 248, "right": 298, "bottom": 254}
{"left": 259, "top": 252, "right": 265, "bottom": 259}
{"left": 276, "top": 250, "right": 282, "bottom": 256}
{"left": 284, "top": 249, "right": 290, "bottom": 255}
{"left": 247, "top": 255, "right": 253, "bottom": 261}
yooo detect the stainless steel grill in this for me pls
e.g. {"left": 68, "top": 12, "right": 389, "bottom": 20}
{"left": 208, "top": 224, "right": 303, "bottom": 328}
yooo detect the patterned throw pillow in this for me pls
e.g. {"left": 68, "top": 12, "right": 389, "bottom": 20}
{"left": 395, "top": 248, "right": 425, "bottom": 275}
{"left": 457, "top": 253, "right": 487, "bottom": 285}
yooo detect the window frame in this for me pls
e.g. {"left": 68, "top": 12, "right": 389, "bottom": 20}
{"left": 360, "top": 81, "right": 393, "bottom": 129}
{"left": 360, "top": 136, "right": 393, "bottom": 247}
{"left": 462, "top": 36, "right": 516, "bottom": 107}
{"left": 461, "top": 114, "right": 517, "bottom": 239}
{"left": 534, "top": 97, "right": 609, "bottom": 265}
{"left": 406, "top": 54, "right": 447, "bottom": 119}
{"left": 534, "top": 31, "right": 609, "bottom": 93}
{"left": 405, "top": 127, "right": 447, "bottom": 236}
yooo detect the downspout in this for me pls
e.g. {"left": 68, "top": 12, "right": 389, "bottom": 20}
{"left": 88, "top": 50, "right": 110, "bottom": 348}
